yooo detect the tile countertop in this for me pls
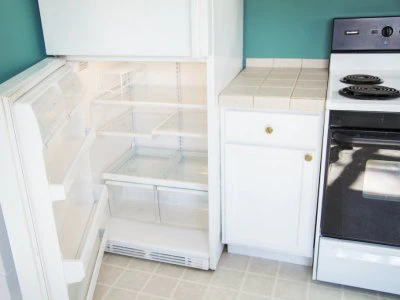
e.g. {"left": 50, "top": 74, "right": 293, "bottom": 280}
{"left": 219, "top": 60, "right": 329, "bottom": 113}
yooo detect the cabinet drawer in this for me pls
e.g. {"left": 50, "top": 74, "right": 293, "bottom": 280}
{"left": 158, "top": 187, "right": 208, "bottom": 230}
{"left": 106, "top": 181, "right": 157, "bottom": 223}
{"left": 224, "top": 110, "right": 321, "bottom": 148}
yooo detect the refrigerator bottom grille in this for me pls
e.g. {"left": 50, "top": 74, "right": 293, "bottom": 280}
{"left": 105, "top": 240, "right": 209, "bottom": 270}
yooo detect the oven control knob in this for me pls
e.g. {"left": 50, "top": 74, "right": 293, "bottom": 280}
{"left": 382, "top": 26, "right": 394, "bottom": 37}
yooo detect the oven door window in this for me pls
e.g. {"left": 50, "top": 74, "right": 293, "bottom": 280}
{"left": 321, "top": 130, "right": 400, "bottom": 247}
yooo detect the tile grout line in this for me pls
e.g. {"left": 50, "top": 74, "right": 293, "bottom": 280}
{"left": 270, "top": 261, "right": 281, "bottom": 299}
{"left": 235, "top": 255, "right": 252, "bottom": 299}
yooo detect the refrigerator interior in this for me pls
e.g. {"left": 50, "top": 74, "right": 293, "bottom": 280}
{"left": 10, "top": 59, "right": 210, "bottom": 299}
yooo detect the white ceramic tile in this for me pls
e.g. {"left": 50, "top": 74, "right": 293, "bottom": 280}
{"left": 290, "top": 98, "right": 325, "bottom": 113}
{"left": 211, "top": 268, "right": 245, "bottom": 289}
{"left": 182, "top": 268, "right": 214, "bottom": 284}
{"left": 218, "top": 252, "right": 250, "bottom": 271}
{"left": 242, "top": 67, "right": 272, "bottom": 75}
{"left": 309, "top": 283, "right": 342, "bottom": 300}
{"left": 142, "top": 275, "right": 179, "bottom": 298}
{"left": 274, "top": 279, "right": 307, "bottom": 300}
{"left": 115, "top": 270, "right": 151, "bottom": 292}
{"left": 98, "top": 265, "right": 124, "bottom": 285}
{"left": 256, "top": 87, "right": 293, "bottom": 99}
{"left": 128, "top": 258, "right": 159, "bottom": 272}
{"left": 273, "top": 59, "right": 302, "bottom": 68}
{"left": 342, "top": 286, "right": 378, "bottom": 300}
{"left": 104, "top": 288, "right": 137, "bottom": 300}
{"left": 221, "top": 85, "right": 258, "bottom": 96}
{"left": 291, "top": 88, "right": 326, "bottom": 100}
{"left": 204, "top": 287, "right": 239, "bottom": 300}
{"left": 269, "top": 68, "right": 301, "bottom": 74}
{"left": 219, "top": 95, "right": 254, "bottom": 108}
{"left": 237, "top": 292, "right": 270, "bottom": 300}
{"left": 248, "top": 257, "right": 279, "bottom": 277}
{"left": 301, "top": 59, "right": 329, "bottom": 69}
{"left": 262, "top": 79, "right": 296, "bottom": 88}
{"left": 105, "top": 254, "right": 132, "bottom": 267}
{"left": 254, "top": 96, "right": 290, "bottom": 110}
{"left": 238, "top": 71, "right": 269, "bottom": 78}
{"left": 267, "top": 73, "right": 298, "bottom": 80}
{"left": 378, "top": 292, "right": 400, "bottom": 300}
{"left": 242, "top": 274, "right": 275, "bottom": 296}
{"left": 298, "top": 73, "right": 329, "bottom": 81}
{"left": 230, "top": 76, "right": 265, "bottom": 87}
{"left": 172, "top": 281, "right": 207, "bottom": 300}
{"left": 278, "top": 262, "right": 312, "bottom": 283}
{"left": 295, "top": 80, "right": 327, "bottom": 89}
{"left": 94, "top": 284, "right": 109, "bottom": 300}
{"left": 246, "top": 58, "right": 274, "bottom": 68}
{"left": 300, "top": 68, "right": 329, "bottom": 75}
{"left": 155, "top": 263, "right": 185, "bottom": 278}
{"left": 136, "top": 294, "right": 168, "bottom": 300}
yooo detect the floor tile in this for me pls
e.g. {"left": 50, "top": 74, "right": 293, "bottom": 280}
{"left": 136, "top": 294, "right": 168, "bottom": 300}
{"left": 219, "top": 252, "right": 250, "bottom": 271}
{"left": 242, "top": 273, "right": 275, "bottom": 297}
{"left": 343, "top": 286, "right": 378, "bottom": 300}
{"left": 128, "top": 258, "right": 159, "bottom": 272}
{"left": 142, "top": 275, "right": 179, "bottom": 298}
{"left": 248, "top": 257, "right": 279, "bottom": 277}
{"left": 105, "top": 254, "right": 133, "bottom": 267}
{"left": 309, "top": 283, "right": 342, "bottom": 300}
{"left": 93, "top": 284, "right": 109, "bottom": 300}
{"left": 115, "top": 270, "right": 151, "bottom": 292}
{"left": 155, "top": 263, "right": 186, "bottom": 278}
{"left": 183, "top": 268, "right": 214, "bottom": 284}
{"left": 211, "top": 268, "right": 245, "bottom": 289}
{"left": 204, "top": 287, "right": 239, "bottom": 300}
{"left": 274, "top": 279, "right": 307, "bottom": 300}
{"left": 104, "top": 288, "right": 137, "bottom": 300}
{"left": 237, "top": 292, "right": 270, "bottom": 300}
{"left": 172, "top": 281, "right": 207, "bottom": 300}
{"left": 278, "top": 262, "right": 312, "bottom": 283}
{"left": 379, "top": 292, "right": 400, "bottom": 299}
{"left": 98, "top": 265, "right": 124, "bottom": 285}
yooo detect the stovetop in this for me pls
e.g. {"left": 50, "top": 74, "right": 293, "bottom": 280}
{"left": 326, "top": 54, "right": 400, "bottom": 112}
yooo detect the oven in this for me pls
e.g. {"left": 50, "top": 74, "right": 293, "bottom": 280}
{"left": 321, "top": 111, "right": 400, "bottom": 247}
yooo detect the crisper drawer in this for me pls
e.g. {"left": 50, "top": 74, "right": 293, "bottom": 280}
{"left": 106, "top": 181, "right": 157, "bottom": 223}
{"left": 317, "top": 237, "right": 400, "bottom": 295}
{"left": 224, "top": 110, "right": 321, "bottom": 149}
{"left": 158, "top": 187, "right": 208, "bottom": 230}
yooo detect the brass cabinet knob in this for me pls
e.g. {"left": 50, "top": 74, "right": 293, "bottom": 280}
{"left": 265, "top": 127, "right": 274, "bottom": 134}
{"left": 305, "top": 154, "right": 313, "bottom": 162}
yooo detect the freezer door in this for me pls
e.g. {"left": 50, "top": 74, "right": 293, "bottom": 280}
{"left": 37, "top": 0, "right": 204, "bottom": 58}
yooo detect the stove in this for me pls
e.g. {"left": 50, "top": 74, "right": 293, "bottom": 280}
{"left": 315, "top": 16, "right": 400, "bottom": 296}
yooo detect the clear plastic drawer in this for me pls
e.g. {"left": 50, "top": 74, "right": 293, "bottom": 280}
{"left": 106, "top": 181, "right": 157, "bottom": 223}
{"left": 158, "top": 187, "right": 208, "bottom": 230}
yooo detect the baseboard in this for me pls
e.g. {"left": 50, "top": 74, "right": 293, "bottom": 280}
{"left": 228, "top": 244, "right": 313, "bottom": 266}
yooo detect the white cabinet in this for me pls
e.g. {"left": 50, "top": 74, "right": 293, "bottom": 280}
{"left": 38, "top": 0, "right": 208, "bottom": 59}
{"left": 222, "top": 110, "right": 323, "bottom": 259}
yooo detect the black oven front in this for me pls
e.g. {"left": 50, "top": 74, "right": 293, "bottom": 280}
{"left": 321, "top": 111, "right": 400, "bottom": 247}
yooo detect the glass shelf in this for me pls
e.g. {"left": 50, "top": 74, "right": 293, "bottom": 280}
{"left": 153, "top": 110, "right": 207, "bottom": 138}
{"left": 103, "top": 148, "right": 208, "bottom": 191}
{"left": 94, "top": 85, "right": 207, "bottom": 109}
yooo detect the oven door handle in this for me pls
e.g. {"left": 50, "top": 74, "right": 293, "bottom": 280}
{"left": 333, "top": 132, "right": 400, "bottom": 147}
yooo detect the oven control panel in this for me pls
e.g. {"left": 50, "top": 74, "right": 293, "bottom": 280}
{"left": 332, "top": 16, "right": 400, "bottom": 52}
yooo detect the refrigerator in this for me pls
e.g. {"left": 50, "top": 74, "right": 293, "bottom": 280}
{"left": 0, "top": 1, "right": 243, "bottom": 299}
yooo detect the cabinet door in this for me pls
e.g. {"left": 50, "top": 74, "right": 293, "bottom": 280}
{"left": 38, "top": 0, "right": 203, "bottom": 58}
{"left": 224, "top": 144, "right": 317, "bottom": 256}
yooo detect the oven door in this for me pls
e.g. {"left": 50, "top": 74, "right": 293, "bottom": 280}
{"left": 321, "top": 129, "right": 400, "bottom": 247}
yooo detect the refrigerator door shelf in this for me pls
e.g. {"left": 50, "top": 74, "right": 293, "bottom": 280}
{"left": 58, "top": 185, "right": 108, "bottom": 284}
{"left": 47, "top": 130, "right": 96, "bottom": 201}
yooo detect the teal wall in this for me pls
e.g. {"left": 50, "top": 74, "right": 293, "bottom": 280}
{"left": 244, "top": 0, "right": 400, "bottom": 59}
{"left": 0, "top": 0, "right": 46, "bottom": 84}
